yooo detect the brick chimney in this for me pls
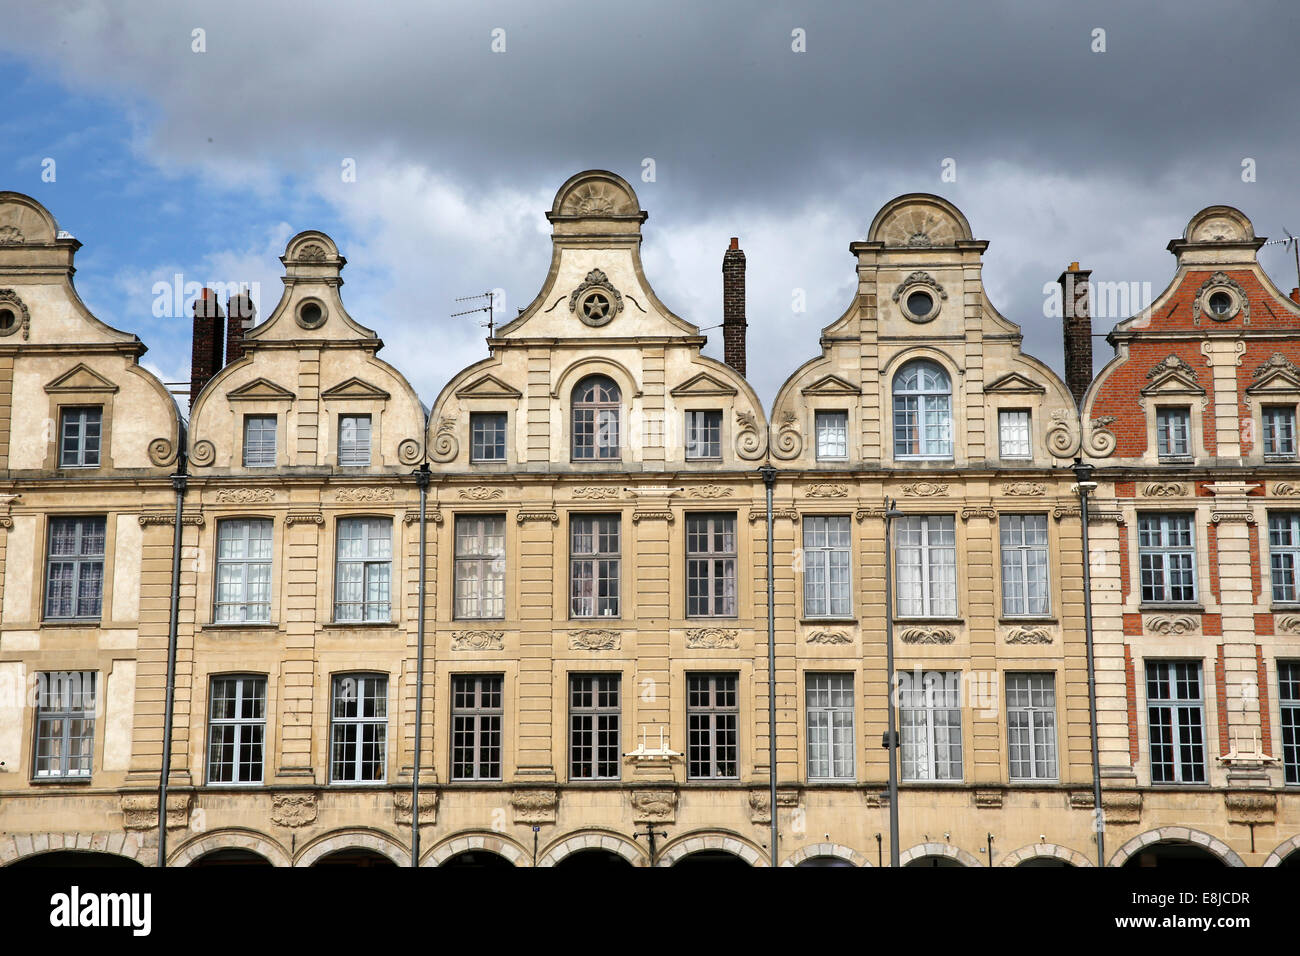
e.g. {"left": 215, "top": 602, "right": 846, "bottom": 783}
{"left": 189, "top": 288, "right": 225, "bottom": 409}
{"left": 722, "top": 237, "right": 747, "bottom": 377}
{"left": 1290, "top": 288, "right": 1300, "bottom": 305}
{"left": 225, "top": 292, "right": 256, "bottom": 367}
{"left": 1058, "top": 262, "right": 1092, "bottom": 407}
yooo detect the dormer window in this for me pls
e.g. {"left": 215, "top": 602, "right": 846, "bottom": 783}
{"left": 685, "top": 410, "right": 722, "bottom": 460}
{"left": 893, "top": 360, "right": 952, "bottom": 459}
{"left": 997, "top": 410, "right": 1031, "bottom": 459}
{"left": 1156, "top": 407, "right": 1191, "bottom": 459}
{"left": 338, "top": 414, "right": 371, "bottom": 467}
{"left": 243, "top": 415, "right": 277, "bottom": 468}
{"left": 572, "top": 376, "right": 620, "bottom": 460}
{"left": 59, "top": 407, "right": 102, "bottom": 468}
{"left": 815, "top": 411, "right": 848, "bottom": 460}
{"left": 471, "top": 412, "right": 507, "bottom": 462}
{"left": 1264, "top": 406, "right": 1297, "bottom": 458}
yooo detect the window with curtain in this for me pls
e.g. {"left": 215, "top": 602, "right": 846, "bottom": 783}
{"left": 894, "top": 515, "right": 956, "bottom": 617}
{"left": 572, "top": 375, "right": 621, "bottom": 460}
{"left": 893, "top": 360, "right": 952, "bottom": 458}
{"left": 334, "top": 518, "right": 392, "bottom": 622}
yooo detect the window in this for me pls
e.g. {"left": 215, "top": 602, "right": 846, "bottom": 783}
{"left": 685, "top": 410, "right": 722, "bottom": 460}
{"left": 1269, "top": 514, "right": 1300, "bottom": 603}
{"left": 334, "top": 518, "right": 392, "bottom": 622}
{"left": 215, "top": 519, "right": 272, "bottom": 623}
{"left": 1137, "top": 514, "right": 1197, "bottom": 604}
{"left": 1006, "top": 673, "right": 1057, "bottom": 780}
{"left": 44, "top": 516, "right": 106, "bottom": 620}
{"left": 569, "top": 674, "right": 620, "bottom": 780}
{"left": 815, "top": 410, "right": 848, "bottom": 460}
{"left": 1264, "top": 406, "right": 1297, "bottom": 457}
{"left": 687, "top": 673, "right": 738, "bottom": 779}
{"left": 1156, "top": 407, "right": 1190, "bottom": 458}
{"left": 470, "top": 412, "right": 507, "bottom": 462}
{"left": 899, "top": 670, "right": 962, "bottom": 781}
{"left": 570, "top": 515, "right": 620, "bottom": 618}
{"left": 1281, "top": 661, "right": 1300, "bottom": 785}
{"left": 572, "top": 375, "right": 620, "bottom": 460}
{"left": 330, "top": 674, "right": 387, "bottom": 783}
{"left": 32, "top": 671, "right": 96, "bottom": 779}
{"left": 893, "top": 360, "right": 952, "bottom": 458}
{"left": 998, "top": 410, "right": 1031, "bottom": 459}
{"left": 1146, "top": 660, "right": 1206, "bottom": 784}
{"left": 806, "top": 674, "right": 854, "bottom": 781}
{"left": 59, "top": 407, "right": 101, "bottom": 468}
{"left": 451, "top": 675, "right": 503, "bottom": 780}
{"left": 207, "top": 676, "right": 266, "bottom": 784}
{"left": 338, "top": 414, "right": 371, "bottom": 467}
{"left": 803, "top": 515, "right": 851, "bottom": 618}
{"left": 686, "top": 514, "right": 737, "bottom": 617}
{"left": 243, "top": 415, "right": 277, "bottom": 468}
{"left": 455, "top": 515, "right": 505, "bottom": 619}
{"left": 1000, "top": 515, "right": 1049, "bottom": 616}
{"left": 895, "top": 515, "right": 956, "bottom": 617}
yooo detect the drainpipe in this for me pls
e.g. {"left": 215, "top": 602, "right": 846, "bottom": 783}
{"left": 883, "top": 498, "right": 902, "bottom": 867}
{"left": 411, "top": 461, "right": 430, "bottom": 867}
{"left": 157, "top": 433, "right": 188, "bottom": 867}
{"left": 759, "top": 464, "right": 778, "bottom": 867}
{"left": 1072, "top": 459, "right": 1105, "bottom": 868}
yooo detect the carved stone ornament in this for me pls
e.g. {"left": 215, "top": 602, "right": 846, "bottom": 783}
{"left": 1142, "top": 482, "right": 1186, "bottom": 497}
{"left": 138, "top": 512, "right": 204, "bottom": 527}
{"left": 805, "top": 482, "right": 848, "bottom": 498}
{"left": 560, "top": 180, "right": 637, "bottom": 217}
{"left": 631, "top": 510, "right": 674, "bottom": 523}
{"left": 899, "top": 627, "right": 955, "bottom": 645}
{"left": 147, "top": 437, "right": 176, "bottom": 467}
{"left": 402, "top": 509, "right": 444, "bottom": 525}
{"left": 1146, "top": 354, "right": 1199, "bottom": 383}
{"left": 1276, "top": 615, "right": 1300, "bottom": 635}
{"left": 901, "top": 481, "right": 948, "bottom": 497}
{"left": 688, "top": 484, "right": 734, "bottom": 498}
{"left": 0, "top": 226, "right": 25, "bottom": 244}
{"left": 1046, "top": 408, "right": 1080, "bottom": 457}
{"left": 1145, "top": 615, "right": 1199, "bottom": 636}
{"left": 215, "top": 487, "right": 275, "bottom": 503}
{"left": 189, "top": 439, "right": 217, "bottom": 467}
{"left": 569, "top": 628, "right": 620, "bottom": 650}
{"left": 891, "top": 270, "right": 948, "bottom": 304}
{"left": 397, "top": 437, "right": 423, "bottom": 466}
{"left": 898, "top": 626, "right": 957, "bottom": 645}
{"left": 973, "top": 789, "right": 1004, "bottom": 809}
{"left": 630, "top": 789, "right": 678, "bottom": 823}
{"left": 1273, "top": 482, "right": 1300, "bottom": 497}
{"left": 686, "top": 627, "right": 739, "bottom": 649}
{"left": 284, "top": 513, "right": 324, "bottom": 526}
{"left": 807, "top": 630, "right": 852, "bottom": 645}
{"left": 1192, "top": 272, "right": 1249, "bottom": 325}
{"left": 748, "top": 788, "right": 799, "bottom": 824}
{"left": 393, "top": 790, "right": 438, "bottom": 826}
{"left": 451, "top": 630, "right": 504, "bottom": 651}
{"left": 771, "top": 408, "right": 802, "bottom": 459}
{"left": 516, "top": 511, "right": 559, "bottom": 523}
{"left": 734, "top": 409, "right": 767, "bottom": 460}
{"left": 1002, "top": 482, "right": 1045, "bottom": 496}
{"left": 1224, "top": 792, "right": 1276, "bottom": 825}
{"left": 960, "top": 507, "right": 995, "bottom": 521}
{"left": 0, "top": 288, "right": 31, "bottom": 339}
{"left": 121, "top": 793, "right": 192, "bottom": 831}
{"left": 1087, "top": 416, "right": 1117, "bottom": 458}
{"left": 1253, "top": 352, "right": 1300, "bottom": 382}
{"left": 510, "top": 789, "right": 558, "bottom": 824}
{"left": 297, "top": 242, "right": 328, "bottom": 262}
{"left": 568, "top": 269, "right": 624, "bottom": 327}
{"left": 270, "top": 792, "right": 319, "bottom": 828}
{"left": 459, "top": 486, "right": 504, "bottom": 500}
{"left": 572, "top": 486, "right": 623, "bottom": 499}
{"left": 1102, "top": 791, "right": 1142, "bottom": 825}
{"left": 429, "top": 417, "right": 459, "bottom": 463}
{"left": 1005, "top": 625, "right": 1053, "bottom": 645}
{"left": 336, "top": 486, "right": 394, "bottom": 503}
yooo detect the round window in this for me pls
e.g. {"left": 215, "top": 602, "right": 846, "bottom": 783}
{"left": 1208, "top": 290, "right": 1233, "bottom": 317}
{"left": 296, "top": 299, "right": 326, "bottom": 329}
{"left": 0, "top": 307, "right": 14, "bottom": 332}
{"left": 905, "top": 289, "right": 935, "bottom": 320}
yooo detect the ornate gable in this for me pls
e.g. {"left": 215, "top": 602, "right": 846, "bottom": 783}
{"left": 1141, "top": 356, "right": 1205, "bottom": 397}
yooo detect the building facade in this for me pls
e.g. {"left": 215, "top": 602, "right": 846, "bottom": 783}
{"left": 0, "top": 175, "right": 1296, "bottom": 867}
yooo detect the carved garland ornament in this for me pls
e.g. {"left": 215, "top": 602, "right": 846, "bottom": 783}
{"left": 891, "top": 270, "right": 948, "bottom": 304}
{"left": 807, "top": 630, "right": 852, "bottom": 645}
{"left": 1002, "top": 481, "right": 1045, "bottom": 496}
{"left": 459, "top": 486, "right": 504, "bottom": 500}
{"left": 1147, "top": 354, "right": 1198, "bottom": 383}
{"left": 1253, "top": 352, "right": 1300, "bottom": 382}
{"left": 510, "top": 789, "right": 559, "bottom": 824}
{"left": 686, "top": 627, "right": 739, "bottom": 649}
{"left": 573, "top": 486, "right": 623, "bottom": 499}
{"left": 901, "top": 481, "right": 948, "bottom": 497}
{"left": 689, "top": 484, "right": 734, "bottom": 498}
{"left": 451, "top": 630, "right": 504, "bottom": 650}
{"left": 1005, "top": 625, "right": 1053, "bottom": 645}
{"left": 336, "top": 486, "right": 394, "bottom": 503}
{"left": 1273, "top": 482, "right": 1300, "bottom": 497}
{"left": 270, "top": 792, "right": 319, "bottom": 828}
{"left": 1143, "top": 482, "right": 1186, "bottom": 497}
{"left": 1276, "top": 616, "right": 1300, "bottom": 635}
{"left": 214, "top": 487, "right": 275, "bottom": 503}
{"left": 805, "top": 482, "right": 848, "bottom": 498}
{"left": 569, "top": 628, "right": 620, "bottom": 650}
{"left": 1146, "top": 615, "right": 1199, "bottom": 636}
{"left": 899, "top": 627, "right": 955, "bottom": 645}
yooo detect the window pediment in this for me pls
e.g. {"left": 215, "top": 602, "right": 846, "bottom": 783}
{"left": 984, "top": 372, "right": 1046, "bottom": 395}
{"left": 44, "top": 363, "right": 118, "bottom": 394}
{"left": 1247, "top": 354, "right": 1300, "bottom": 399}
{"left": 670, "top": 372, "right": 738, "bottom": 397}
{"left": 227, "top": 378, "right": 296, "bottom": 403}
{"left": 800, "top": 373, "right": 861, "bottom": 396}
{"left": 1141, "top": 356, "right": 1205, "bottom": 397}
{"left": 321, "top": 377, "right": 391, "bottom": 401}
{"left": 455, "top": 373, "right": 523, "bottom": 399}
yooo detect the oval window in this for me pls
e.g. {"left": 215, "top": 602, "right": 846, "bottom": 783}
{"left": 906, "top": 290, "right": 934, "bottom": 319}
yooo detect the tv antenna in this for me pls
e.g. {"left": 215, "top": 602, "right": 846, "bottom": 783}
{"left": 452, "top": 291, "right": 498, "bottom": 338}
{"left": 1264, "top": 228, "right": 1300, "bottom": 290}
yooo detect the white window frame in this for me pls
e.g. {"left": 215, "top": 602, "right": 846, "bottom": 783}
{"left": 899, "top": 670, "right": 963, "bottom": 782}
{"left": 571, "top": 376, "right": 621, "bottom": 461}
{"left": 1145, "top": 660, "right": 1206, "bottom": 784}
{"left": 569, "top": 674, "right": 621, "bottom": 781}
{"left": 684, "top": 409, "right": 722, "bottom": 460}
{"left": 214, "top": 518, "right": 273, "bottom": 623}
{"left": 686, "top": 673, "right": 739, "bottom": 779}
{"left": 803, "top": 515, "right": 851, "bottom": 618}
{"left": 454, "top": 515, "right": 506, "bottom": 620}
{"left": 1280, "top": 660, "right": 1300, "bottom": 786}
{"left": 815, "top": 410, "right": 848, "bottom": 460}
{"left": 451, "top": 674, "right": 503, "bottom": 781}
{"left": 338, "top": 414, "right": 371, "bottom": 467}
{"left": 329, "top": 673, "right": 388, "bottom": 784}
{"left": 206, "top": 675, "right": 266, "bottom": 785}
{"left": 44, "top": 516, "right": 106, "bottom": 621}
{"left": 894, "top": 515, "right": 957, "bottom": 618}
{"left": 1269, "top": 513, "right": 1300, "bottom": 604}
{"left": 686, "top": 513, "right": 737, "bottom": 618}
{"left": 1000, "top": 514, "right": 1050, "bottom": 617}
{"left": 59, "top": 406, "right": 102, "bottom": 468}
{"left": 32, "top": 671, "right": 96, "bottom": 779}
{"left": 1155, "top": 406, "right": 1191, "bottom": 459}
{"left": 333, "top": 517, "right": 392, "bottom": 622}
{"left": 997, "top": 409, "right": 1031, "bottom": 460}
{"left": 806, "top": 673, "right": 854, "bottom": 781}
{"left": 892, "top": 360, "right": 953, "bottom": 460}
{"left": 1264, "top": 405, "right": 1298, "bottom": 458}
{"left": 470, "top": 412, "right": 507, "bottom": 462}
{"left": 1006, "top": 673, "right": 1057, "bottom": 781}
{"left": 242, "top": 414, "right": 277, "bottom": 468}
{"left": 570, "top": 515, "right": 620, "bottom": 618}
{"left": 1137, "top": 513, "right": 1197, "bottom": 604}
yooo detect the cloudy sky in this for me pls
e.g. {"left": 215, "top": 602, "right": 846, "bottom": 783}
{"left": 2, "top": 0, "right": 1298, "bottom": 411}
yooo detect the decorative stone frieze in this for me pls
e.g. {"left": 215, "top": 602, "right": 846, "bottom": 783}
{"left": 270, "top": 792, "right": 319, "bottom": 828}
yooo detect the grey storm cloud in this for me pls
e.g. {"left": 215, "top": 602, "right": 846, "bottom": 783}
{"left": 2, "top": 0, "right": 1298, "bottom": 406}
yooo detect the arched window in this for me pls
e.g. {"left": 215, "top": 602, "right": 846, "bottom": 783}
{"left": 893, "top": 360, "right": 952, "bottom": 458}
{"left": 572, "top": 375, "right": 621, "bottom": 460}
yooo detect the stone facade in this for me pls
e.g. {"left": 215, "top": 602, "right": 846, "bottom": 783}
{"left": 0, "top": 178, "right": 1296, "bottom": 867}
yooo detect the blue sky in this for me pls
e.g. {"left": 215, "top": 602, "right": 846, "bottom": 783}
{"left": 3, "top": 1, "right": 1299, "bottom": 408}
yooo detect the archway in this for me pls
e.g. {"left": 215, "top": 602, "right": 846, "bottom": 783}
{"left": 439, "top": 850, "right": 515, "bottom": 868}
{"left": 905, "top": 855, "right": 966, "bottom": 868}
{"left": 312, "top": 848, "right": 399, "bottom": 868}
{"left": 9, "top": 851, "right": 143, "bottom": 868}
{"left": 190, "top": 849, "right": 273, "bottom": 867}
{"left": 898, "top": 842, "right": 981, "bottom": 868}
{"left": 796, "top": 856, "right": 856, "bottom": 868}
{"left": 1121, "top": 843, "right": 1227, "bottom": 868}
{"left": 553, "top": 849, "right": 635, "bottom": 869}
{"left": 1109, "top": 828, "right": 1243, "bottom": 868}
{"left": 672, "top": 850, "right": 751, "bottom": 868}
